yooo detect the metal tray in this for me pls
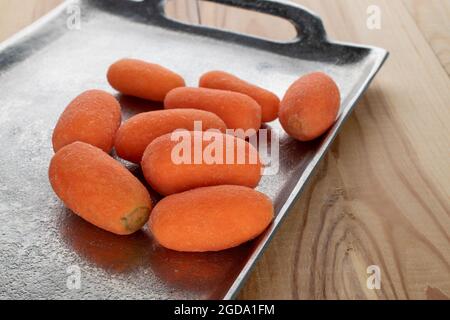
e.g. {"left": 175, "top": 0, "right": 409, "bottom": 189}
{"left": 0, "top": 0, "right": 388, "bottom": 299}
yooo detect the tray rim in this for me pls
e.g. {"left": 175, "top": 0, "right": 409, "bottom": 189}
{"left": 0, "top": 0, "right": 388, "bottom": 62}
{"left": 0, "top": 0, "right": 389, "bottom": 300}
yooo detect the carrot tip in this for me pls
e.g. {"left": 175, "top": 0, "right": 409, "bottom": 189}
{"left": 121, "top": 206, "right": 151, "bottom": 233}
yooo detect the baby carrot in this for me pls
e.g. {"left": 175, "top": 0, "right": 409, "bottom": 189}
{"left": 149, "top": 185, "right": 274, "bottom": 252}
{"left": 107, "top": 58, "right": 185, "bottom": 101}
{"left": 164, "top": 87, "right": 262, "bottom": 132}
{"left": 200, "top": 70, "right": 280, "bottom": 122}
{"left": 49, "top": 142, "right": 152, "bottom": 235}
{"left": 141, "top": 131, "right": 262, "bottom": 195}
{"left": 115, "top": 109, "right": 226, "bottom": 163}
{"left": 279, "top": 72, "right": 340, "bottom": 141}
{"left": 52, "top": 90, "right": 121, "bottom": 153}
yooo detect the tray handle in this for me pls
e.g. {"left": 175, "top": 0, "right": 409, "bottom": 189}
{"left": 203, "top": 0, "right": 327, "bottom": 43}
{"left": 153, "top": 0, "right": 327, "bottom": 44}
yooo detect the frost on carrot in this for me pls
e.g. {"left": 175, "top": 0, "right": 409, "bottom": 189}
{"left": 52, "top": 90, "right": 121, "bottom": 153}
{"left": 164, "top": 87, "right": 262, "bottom": 132}
{"left": 49, "top": 142, "right": 152, "bottom": 235}
{"left": 115, "top": 109, "right": 226, "bottom": 164}
{"left": 141, "top": 131, "right": 262, "bottom": 195}
{"left": 200, "top": 70, "right": 280, "bottom": 122}
{"left": 279, "top": 72, "right": 340, "bottom": 141}
{"left": 149, "top": 185, "right": 274, "bottom": 252}
{"left": 107, "top": 58, "right": 185, "bottom": 101}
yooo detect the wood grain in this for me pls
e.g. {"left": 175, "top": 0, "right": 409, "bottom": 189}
{"left": 165, "top": 0, "right": 200, "bottom": 25}
{"left": 1, "top": 0, "right": 449, "bottom": 300}
{"left": 0, "top": 0, "right": 63, "bottom": 42}
{"left": 240, "top": 0, "right": 450, "bottom": 300}
{"left": 166, "top": 0, "right": 297, "bottom": 41}
{"left": 404, "top": 0, "right": 450, "bottom": 76}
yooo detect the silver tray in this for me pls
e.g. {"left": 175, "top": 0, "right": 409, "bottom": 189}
{"left": 0, "top": 0, "right": 388, "bottom": 299}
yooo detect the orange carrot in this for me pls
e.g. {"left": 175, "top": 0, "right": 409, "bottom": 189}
{"left": 107, "top": 58, "right": 185, "bottom": 101}
{"left": 279, "top": 72, "right": 340, "bottom": 141}
{"left": 115, "top": 109, "right": 227, "bottom": 163}
{"left": 141, "top": 131, "right": 262, "bottom": 195}
{"left": 149, "top": 185, "right": 274, "bottom": 252}
{"left": 199, "top": 70, "right": 280, "bottom": 122}
{"left": 52, "top": 90, "right": 121, "bottom": 153}
{"left": 49, "top": 142, "right": 152, "bottom": 235}
{"left": 164, "top": 87, "right": 262, "bottom": 132}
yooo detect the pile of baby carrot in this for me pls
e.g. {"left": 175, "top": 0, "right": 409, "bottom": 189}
{"left": 49, "top": 58, "right": 340, "bottom": 252}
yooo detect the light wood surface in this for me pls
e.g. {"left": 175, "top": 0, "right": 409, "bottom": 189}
{"left": 1, "top": 0, "right": 449, "bottom": 300}
{"left": 404, "top": 0, "right": 450, "bottom": 76}
{"left": 0, "top": 0, "right": 62, "bottom": 41}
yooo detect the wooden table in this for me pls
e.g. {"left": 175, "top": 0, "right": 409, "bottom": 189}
{"left": 1, "top": 0, "right": 448, "bottom": 300}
